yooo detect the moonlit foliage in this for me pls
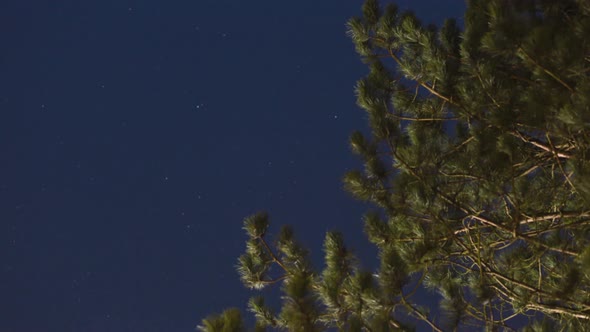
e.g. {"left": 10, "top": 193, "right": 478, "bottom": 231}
{"left": 200, "top": 0, "right": 590, "bottom": 330}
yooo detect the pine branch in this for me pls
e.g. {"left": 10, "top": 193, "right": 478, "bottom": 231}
{"left": 518, "top": 211, "right": 590, "bottom": 225}
{"left": 386, "top": 113, "right": 458, "bottom": 121}
{"left": 545, "top": 133, "right": 579, "bottom": 194}
{"left": 258, "top": 236, "right": 290, "bottom": 274}
{"left": 518, "top": 47, "right": 574, "bottom": 93}
{"left": 384, "top": 45, "right": 457, "bottom": 106}
{"left": 400, "top": 294, "right": 444, "bottom": 332}
{"left": 450, "top": 239, "right": 590, "bottom": 316}
{"left": 511, "top": 131, "right": 573, "bottom": 159}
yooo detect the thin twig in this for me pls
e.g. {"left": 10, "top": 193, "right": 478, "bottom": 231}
{"left": 518, "top": 47, "right": 574, "bottom": 92}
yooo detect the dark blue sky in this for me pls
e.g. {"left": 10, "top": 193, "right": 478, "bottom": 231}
{"left": 1, "top": 1, "right": 464, "bottom": 331}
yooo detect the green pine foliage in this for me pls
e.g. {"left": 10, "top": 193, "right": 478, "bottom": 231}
{"left": 199, "top": 0, "right": 590, "bottom": 330}
{"left": 198, "top": 308, "right": 246, "bottom": 332}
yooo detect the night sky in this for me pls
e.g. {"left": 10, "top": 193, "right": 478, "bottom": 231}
{"left": 2, "top": 1, "right": 464, "bottom": 331}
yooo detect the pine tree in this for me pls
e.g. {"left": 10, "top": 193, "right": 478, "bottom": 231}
{"left": 199, "top": 0, "right": 590, "bottom": 330}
